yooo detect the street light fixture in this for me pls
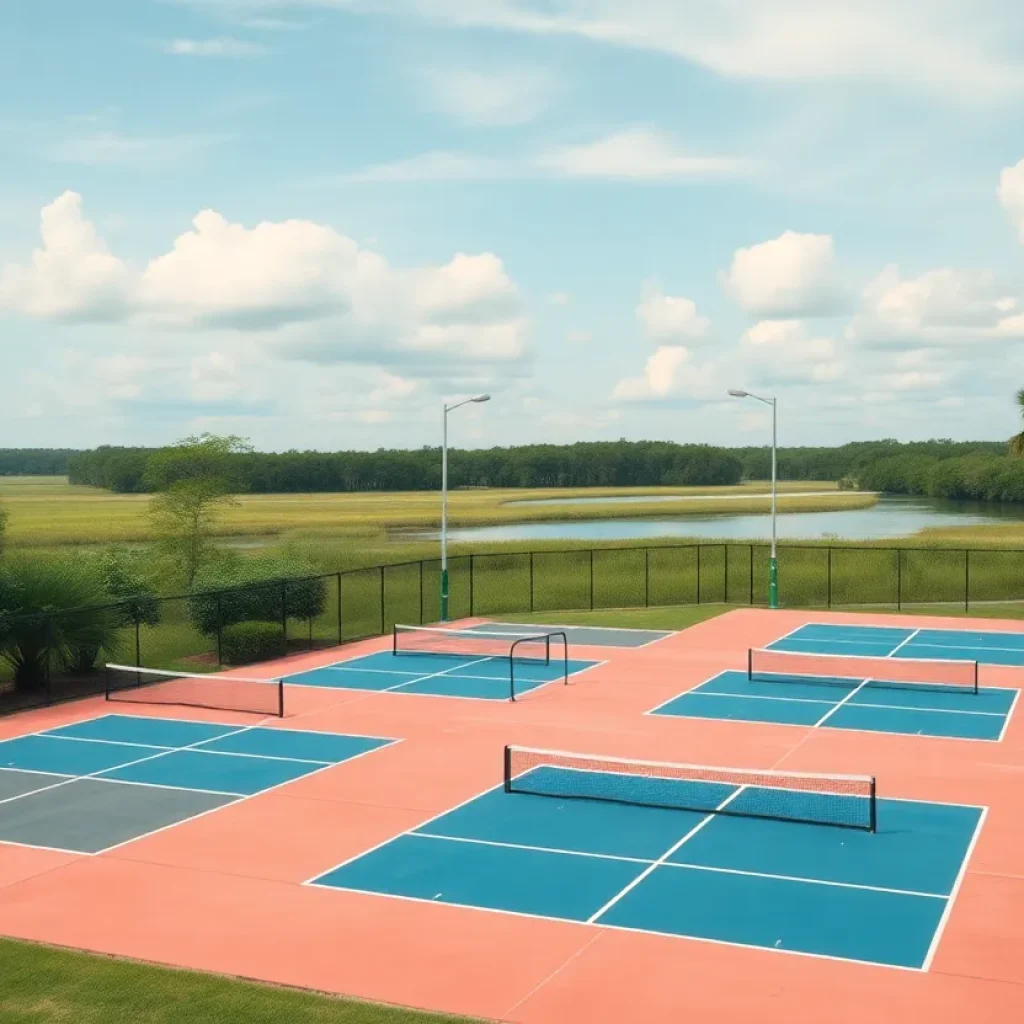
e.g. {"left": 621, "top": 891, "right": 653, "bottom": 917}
{"left": 441, "top": 394, "right": 491, "bottom": 621}
{"left": 728, "top": 389, "right": 779, "bottom": 609}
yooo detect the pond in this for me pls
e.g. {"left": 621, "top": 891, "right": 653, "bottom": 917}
{"left": 412, "top": 496, "right": 1024, "bottom": 544}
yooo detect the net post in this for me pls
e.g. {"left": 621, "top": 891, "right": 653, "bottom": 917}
{"left": 503, "top": 745, "right": 513, "bottom": 793}
{"left": 747, "top": 647, "right": 753, "bottom": 681}
{"left": 545, "top": 633, "right": 551, "bottom": 666}
{"left": 973, "top": 661, "right": 979, "bottom": 695}
{"left": 509, "top": 653, "right": 516, "bottom": 702}
{"left": 392, "top": 625, "right": 398, "bottom": 655}
{"left": 561, "top": 632, "right": 568, "bottom": 685}
{"left": 869, "top": 777, "right": 877, "bottom": 833}
{"left": 276, "top": 679, "right": 285, "bottom": 718}
{"left": 103, "top": 664, "right": 112, "bottom": 703}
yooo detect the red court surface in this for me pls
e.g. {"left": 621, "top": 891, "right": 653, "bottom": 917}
{"left": 2, "top": 607, "right": 1024, "bottom": 1023}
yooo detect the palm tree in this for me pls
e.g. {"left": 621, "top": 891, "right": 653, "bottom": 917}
{"left": 1013, "top": 389, "right": 1024, "bottom": 456}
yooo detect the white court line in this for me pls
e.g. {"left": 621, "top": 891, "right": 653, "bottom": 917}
{"left": 0, "top": 720, "right": 263, "bottom": 809}
{"left": 921, "top": 807, "right": 987, "bottom": 971}
{"left": 307, "top": 883, "right": 924, "bottom": 972}
{"left": 412, "top": 832, "right": 946, "bottom": 899}
{"left": 96, "top": 737, "right": 401, "bottom": 856}
{"left": 886, "top": 629, "right": 921, "bottom": 657}
{"left": 904, "top": 642, "right": 1024, "bottom": 658}
{"left": 585, "top": 787, "right": 747, "bottom": 924}
{"left": 411, "top": 832, "right": 651, "bottom": 865}
{"left": 997, "top": 688, "right": 1022, "bottom": 742}
{"left": 805, "top": 620, "right": 1024, "bottom": 640}
{"left": 813, "top": 679, "right": 872, "bottom": 728}
{"left": 659, "top": 861, "right": 946, "bottom": 899}
{"left": 37, "top": 734, "right": 173, "bottom": 751}
{"left": 654, "top": 687, "right": 1007, "bottom": 718}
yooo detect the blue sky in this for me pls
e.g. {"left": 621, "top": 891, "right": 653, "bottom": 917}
{"left": 2, "top": 0, "right": 1024, "bottom": 452}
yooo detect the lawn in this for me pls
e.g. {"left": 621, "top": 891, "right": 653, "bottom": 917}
{"left": 0, "top": 938, "right": 473, "bottom": 1024}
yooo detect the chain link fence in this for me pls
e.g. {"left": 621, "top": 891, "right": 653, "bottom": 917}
{"left": 3, "top": 542, "right": 1023, "bottom": 715}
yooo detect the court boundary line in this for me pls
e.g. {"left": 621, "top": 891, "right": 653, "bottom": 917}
{"left": 798, "top": 620, "right": 1024, "bottom": 641}
{"left": 409, "top": 830, "right": 949, "bottom": 899}
{"left": 921, "top": 806, "right": 988, "bottom": 971}
{"left": 996, "top": 688, "right": 1021, "bottom": 742}
{"left": 688, "top": 687, "right": 1008, "bottom": 719}
{"left": 646, "top": 704, "right": 1008, "bottom": 744}
{"left": 478, "top": 621, "right": 677, "bottom": 649}
{"left": 309, "top": 879, "right": 925, "bottom": 973}
{"left": 94, "top": 735, "right": 402, "bottom": 857}
{"left": 887, "top": 629, "right": 921, "bottom": 656}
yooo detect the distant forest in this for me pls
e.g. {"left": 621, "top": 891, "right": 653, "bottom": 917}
{"left": 1, "top": 438, "right": 1021, "bottom": 501}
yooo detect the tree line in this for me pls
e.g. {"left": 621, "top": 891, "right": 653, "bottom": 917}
{"left": 63, "top": 441, "right": 746, "bottom": 493}
{"left": 1, "top": 437, "right": 1020, "bottom": 500}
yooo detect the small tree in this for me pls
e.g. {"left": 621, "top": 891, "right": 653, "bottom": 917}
{"left": 1011, "top": 388, "right": 1024, "bottom": 456}
{"left": 147, "top": 434, "right": 251, "bottom": 588}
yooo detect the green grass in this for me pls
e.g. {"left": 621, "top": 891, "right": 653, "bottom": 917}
{"left": 0, "top": 938, "right": 475, "bottom": 1024}
{"left": 493, "top": 604, "right": 730, "bottom": 630}
{"left": 0, "top": 477, "right": 874, "bottom": 550}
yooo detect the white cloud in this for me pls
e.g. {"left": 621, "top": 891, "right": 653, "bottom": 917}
{"left": 343, "top": 128, "right": 751, "bottom": 183}
{"left": 0, "top": 192, "right": 530, "bottom": 373}
{"left": 420, "top": 67, "right": 555, "bottom": 126}
{"left": 636, "top": 286, "right": 710, "bottom": 342}
{"left": 741, "top": 319, "right": 846, "bottom": 384}
{"left": 164, "top": 38, "right": 266, "bottom": 57}
{"left": 999, "top": 158, "right": 1024, "bottom": 243}
{"left": 722, "top": 232, "right": 846, "bottom": 318}
{"left": 537, "top": 129, "right": 752, "bottom": 181}
{"left": 344, "top": 1, "right": 1024, "bottom": 99}
{"left": 849, "top": 266, "right": 1022, "bottom": 347}
{"left": 612, "top": 345, "right": 720, "bottom": 402}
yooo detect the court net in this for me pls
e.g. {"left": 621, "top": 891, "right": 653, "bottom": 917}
{"left": 105, "top": 664, "right": 285, "bottom": 717}
{"left": 392, "top": 625, "right": 569, "bottom": 701}
{"left": 748, "top": 647, "right": 979, "bottom": 695}
{"left": 504, "top": 745, "right": 876, "bottom": 831}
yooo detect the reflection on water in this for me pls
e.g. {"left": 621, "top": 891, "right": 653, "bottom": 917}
{"left": 506, "top": 490, "right": 872, "bottom": 507}
{"left": 411, "top": 496, "right": 1024, "bottom": 544}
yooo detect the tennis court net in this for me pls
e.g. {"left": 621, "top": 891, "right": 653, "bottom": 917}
{"left": 393, "top": 624, "right": 569, "bottom": 701}
{"left": 504, "top": 745, "right": 876, "bottom": 831}
{"left": 748, "top": 647, "right": 979, "bottom": 695}
{"left": 105, "top": 664, "right": 285, "bottom": 717}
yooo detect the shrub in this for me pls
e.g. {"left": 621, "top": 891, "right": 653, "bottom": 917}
{"left": 0, "top": 556, "right": 124, "bottom": 689}
{"left": 188, "top": 554, "right": 328, "bottom": 636}
{"left": 221, "top": 620, "right": 286, "bottom": 666}
{"left": 95, "top": 548, "right": 161, "bottom": 628}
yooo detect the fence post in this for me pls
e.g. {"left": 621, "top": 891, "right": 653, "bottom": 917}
{"left": 216, "top": 594, "right": 224, "bottom": 666}
{"left": 749, "top": 545, "right": 754, "bottom": 605}
{"left": 827, "top": 547, "right": 832, "bottom": 609}
{"left": 280, "top": 581, "right": 288, "bottom": 656}
{"left": 419, "top": 561, "right": 424, "bottom": 624}
{"left": 337, "top": 573, "right": 343, "bottom": 644}
{"left": 896, "top": 549, "right": 902, "bottom": 611}
{"left": 379, "top": 565, "right": 385, "bottom": 635}
{"left": 134, "top": 614, "right": 142, "bottom": 667}
{"left": 696, "top": 545, "right": 701, "bottom": 605}
{"left": 965, "top": 549, "right": 970, "bottom": 613}
{"left": 724, "top": 545, "right": 729, "bottom": 604}
{"left": 44, "top": 615, "right": 52, "bottom": 705}
{"left": 589, "top": 549, "right": 594, "bottom": 610}
{"left": 470, "top": 554, "right": 475, "bottom": 617}
{"left": 644, "top": 548, "right": 650, "bottom": 607}
{"left": 529, "top": 552, "right": 535, "bottom": 612}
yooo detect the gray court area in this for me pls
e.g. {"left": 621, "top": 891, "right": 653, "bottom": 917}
{"left": 0, "top": 713, "right": 396, "bottom": 856}
{"left": 470, "top": 622, "right": 673, "bottom": 648}
{"left": 0, "top": 775, "right": 233, "bottom": 853}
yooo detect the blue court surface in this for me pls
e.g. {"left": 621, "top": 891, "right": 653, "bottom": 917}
{"left": 651, "top": 621, "right": 1021, "bottom": 741}
{"left": 286, "top": 650, "right": 600, "bottom": 701}
{"left": 0, "top": 714, "right": 395, "bottom": 854}
{"left": 770, "top": 621, "right": 1024, "bottom": 667}
{"left": 309, "top": 766, "right": 983, "bottom": 969}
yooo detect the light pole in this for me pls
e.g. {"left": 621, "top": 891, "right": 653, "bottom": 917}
{"left": 441, "top": 394, "right": 490, "bottom": 621}
{"left": 728, "top": 389, "right": 778, "bottom": 609}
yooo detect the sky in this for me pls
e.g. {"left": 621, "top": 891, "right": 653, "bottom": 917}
{"left": 2, "top": 0, "right": 1024, "bottom": 454}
